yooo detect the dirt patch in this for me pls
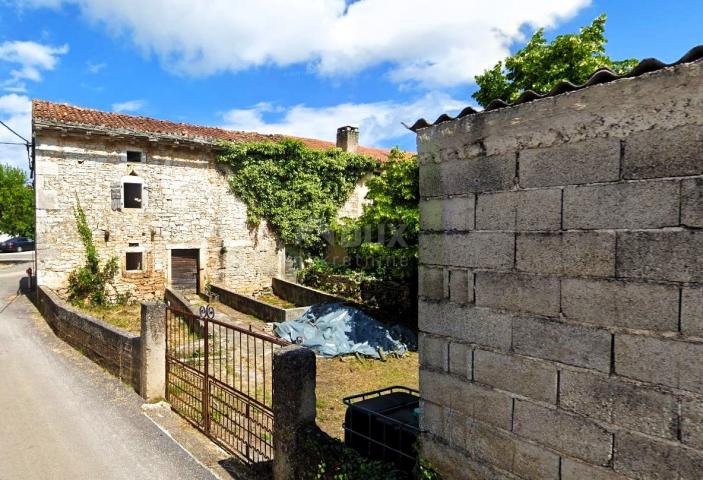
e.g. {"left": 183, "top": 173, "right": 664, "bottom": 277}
{"left": 74, "top": 302, "right": 142, "bottom": 334}
{"left": 315, "top": 352, "right": 419, "bottom": 439}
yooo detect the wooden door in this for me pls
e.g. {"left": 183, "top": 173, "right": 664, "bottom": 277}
{"left": 171, "top": 249, "right": 199, "bottom": 293}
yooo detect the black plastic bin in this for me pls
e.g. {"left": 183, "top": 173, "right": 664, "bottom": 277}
{"left": 343, "top": 386, "right": 420, "bottom": 471}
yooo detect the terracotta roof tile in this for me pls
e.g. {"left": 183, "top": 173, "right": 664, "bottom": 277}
{"left": 32, "top": 100, "right": 400, "bottom": 162}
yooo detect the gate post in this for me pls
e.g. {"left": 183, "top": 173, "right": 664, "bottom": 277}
{"left": 272, "top": 345, "right": 316, "bottom": 480}
{"left": 140, "top": 301, "right": 167, "bottom": 402}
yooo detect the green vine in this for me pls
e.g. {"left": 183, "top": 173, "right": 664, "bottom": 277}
{"left": 67, "top": 197, "right": 119, "bottom": 306}
{"left": 216, "top": 139, "right": 378, "bottom": 252}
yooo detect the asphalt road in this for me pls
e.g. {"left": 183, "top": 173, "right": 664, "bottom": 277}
{"left": 0, "top": 251, "right": 34, "bottom": 263}
{"left": 0, "top": 263, "right": 218, "bottom": 480}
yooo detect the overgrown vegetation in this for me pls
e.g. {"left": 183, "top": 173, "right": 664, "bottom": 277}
{"left": 330, "top": 148, "right": 419, "bottom": 280}
{"left": 77, "top": 302, "right": 141, "bottom": 334}
{"left": 0, "top": 164, "right": 33, "bottom": 237}
{"left": 67, "top": 198, "right": 119, "bottom": 306}
{"left": 472, "top": 14, "right": 638, "bottom": 107}
{"left": 299, "top": 425, "right": 441, "bottom": 480}
{"left": 296, "top": 148, "right": 418, "bottom": 285}
{"left": 216, "top": 139, "right": 378, "bottom": 252}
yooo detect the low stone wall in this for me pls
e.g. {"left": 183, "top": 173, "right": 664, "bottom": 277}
{"left": 164, "top": 286, "right": 199, "bottom": 316}
{"left": 211, "top": 284, "right": 308, "bottom": 322}
{"left": 37, "top": 286, "right": 140, "bottom": 389}
{"left": 297, "top": 272, "right": 417, "bottom": 328}
{"left": 272, "top": 277, "right": 345, "bottom": 306}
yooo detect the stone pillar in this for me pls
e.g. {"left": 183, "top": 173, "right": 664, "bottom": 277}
{"left": 139, "top": 301, "right": 167, "bottom": 402}
{"left": 272, "top": 345, "right": 316, "bottom": 480}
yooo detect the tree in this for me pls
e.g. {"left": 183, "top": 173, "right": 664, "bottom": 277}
{"left": 0, "top": 164, "right": 33, "bottom": 237}
{"left": 330, "top": 148, "right": 419, "bottom": 280}
{"left": 472, "top": 14, "right": 638, "bottom": 107}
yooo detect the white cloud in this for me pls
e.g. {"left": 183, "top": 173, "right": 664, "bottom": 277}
{"left": 0, "top": 40, "right": 68, "bottom": 88}
{"left": 0, "top": 94, "right": 31, "bottom": 171}
{"left": 221, "top": 92, "right": 467, "bottom": 147}
{"left": 87, "top": 61, "right": 107, "bottom": 74}
{"left": 112, "top": 99, "right": 145, "bottom": 113}
{"left": 19, "top": 0, "right": 589, "bottom": 87}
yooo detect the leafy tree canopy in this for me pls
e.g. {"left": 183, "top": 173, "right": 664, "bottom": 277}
{"left": 0, "top": 164, "right": 33, "bottom": 237}
{"left": 329, "top": 148, "right": 419, "bottom": 280}
{"left": 472, "top": 14, "right": 638, "bottom": 107}
{"left": 216, "top": 139, "right": 378, "bottom": 252}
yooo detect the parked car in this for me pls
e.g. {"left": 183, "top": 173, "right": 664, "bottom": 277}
{"left": 0, "top": 237, "right": 35, "bottom": 252}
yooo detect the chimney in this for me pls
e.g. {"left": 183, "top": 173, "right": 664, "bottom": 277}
{"left": 336, "top": 126, "right": 359, "bottom": 153}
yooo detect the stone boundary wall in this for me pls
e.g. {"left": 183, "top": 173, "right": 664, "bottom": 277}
{"left": 211, "top": 284, "right": 309, "bottom": 322}
{"left": 37, "top": 286, "right": 140, "bottom": 389}
{"left": 416, "top": 59, "right": 703, "bottom": 479}
{"left": 299, "top": 272, "right": 418, "bottom": 328}
{"left": 163, "top": 286, "right": 199, "bottom": 316}
{"left": 272, "top": 277, "right": 345, "bottom": 306}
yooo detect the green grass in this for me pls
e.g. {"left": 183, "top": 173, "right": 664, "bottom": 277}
{"left": 315, "top": 352, "right": 418, "bottom": 439}
{"left": 75, "top": 302, "right": 142, "bottom": 334}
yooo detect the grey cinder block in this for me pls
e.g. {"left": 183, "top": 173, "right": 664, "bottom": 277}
{"left": 563, "top": 180, "right": 679, "bottom": 230}
{"left": 473, "top": 349, "right": 558, "bottom": 403}
{"left": 615, "top": 334, "right": 703, "bottom": 394}
{"left": 519, "top": 138, "right": 620, "bottom": 187}
{"left": 614, "top": 431, "right": 703, "bottom": 479}
{"left": 623, "top": 125, "right": 703, "bottom": 179}
{"left": 513, "top": 400, "right": 612, "bottom": 464}
{"left": 476, "top": 272, "right": 560, "bottom": 316}
{"left": 561, "top": 278, "right": 679, "bottom": 331}
{"left": 476, "top": 188, "right": 562, "bottom": 231}
{"left": 559, "top": 369, "right": 677, "bottom": 439}
{"left": 617, "top": 230, "right": 703, "bottom": 283}
{"left": 419, "top": 300, "right": 513, "bottom": 351}
{"left": 516, "top": 232, "right": 616, "bottom": 277}
{"left": 512, "top": 316, "right": 611, "bottom": 372}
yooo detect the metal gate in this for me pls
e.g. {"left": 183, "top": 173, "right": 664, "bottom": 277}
{"left": 165, "top": 305, "right": 289, "bottom": 463}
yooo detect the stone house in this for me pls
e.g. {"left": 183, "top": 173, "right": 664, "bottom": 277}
{"left": 32, "top": 100, "right": 393, "bottom": 300}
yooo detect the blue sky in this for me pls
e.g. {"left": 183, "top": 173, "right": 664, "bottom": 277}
{"left": 0, "top": 0, "right": 701, "bottom": 170}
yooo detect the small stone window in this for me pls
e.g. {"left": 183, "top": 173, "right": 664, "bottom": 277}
{"left": 123, "top": 182, "right": 142, "bottom": 209}
{"left": 126, "top": 252, "right": 143, "bottom": 271}
{"left": 127, "top": 150, "right": 143, "bottom": 163}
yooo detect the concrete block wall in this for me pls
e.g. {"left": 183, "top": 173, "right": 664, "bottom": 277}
{"left": 416, "top": 59, "right": 703, "bottom": 479}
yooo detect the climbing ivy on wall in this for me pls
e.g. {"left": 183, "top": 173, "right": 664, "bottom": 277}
{"left": 67, "top": 197, "right": 119, "bottom": 306}
{"left": 216, "top": 139, "right": 378, "bottom": 252}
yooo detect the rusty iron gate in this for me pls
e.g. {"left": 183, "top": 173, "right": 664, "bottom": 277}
{"left": 165, "top": 305, "right": 289, "bottom": 463}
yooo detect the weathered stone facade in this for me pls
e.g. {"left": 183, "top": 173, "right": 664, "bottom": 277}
{"left": 34, "top": 129, "right": 284, "bottom": 300}
{"left": 417, "top": 59, "right": 703, "bottom": 479}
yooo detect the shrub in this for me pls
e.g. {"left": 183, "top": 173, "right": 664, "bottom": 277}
{"left": 67, "top": 198, "right": 119, "bottom": 306}
{"left": 330, "top": 149, "right": 419, "bottom": 281}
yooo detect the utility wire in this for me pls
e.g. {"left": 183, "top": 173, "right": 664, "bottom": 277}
{"left": 0, "top": 119, "right": 29, "bottom": 144}
{"left": 0, "top": 141, "right": 28, "bottom": 146}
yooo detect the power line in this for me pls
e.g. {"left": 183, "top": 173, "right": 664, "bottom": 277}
{"left": 0, "top": 120, "right": 29, "bottom": 144}
{"left": 0, "top": 141, "right": 27, "bottom": 146}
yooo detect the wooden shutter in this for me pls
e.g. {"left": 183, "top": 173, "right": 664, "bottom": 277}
{"left": 111, "top": 181, "right": 123, "bottom": 210}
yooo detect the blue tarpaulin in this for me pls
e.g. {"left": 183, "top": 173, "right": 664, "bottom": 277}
{"left": 274, "top": 303, "right": 417, "bottom": 359}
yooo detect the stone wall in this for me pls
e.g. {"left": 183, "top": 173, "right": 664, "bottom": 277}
{"left": 299, "top": 271, "right": 417, "bottom": 327}
{"left": 34, "top": 132, "right": 284, "bottom": 300}
{"left": 37, "top": 286, "right": 140, "bottom": 388}
{"left": 416, "top": 59, "right": 703, "bottom": 479}
{"left": 211, "top": 283, "right": 309, "bottom": 322}
{"left": 272, "top": 277, "right": 345, "bottom": 306}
